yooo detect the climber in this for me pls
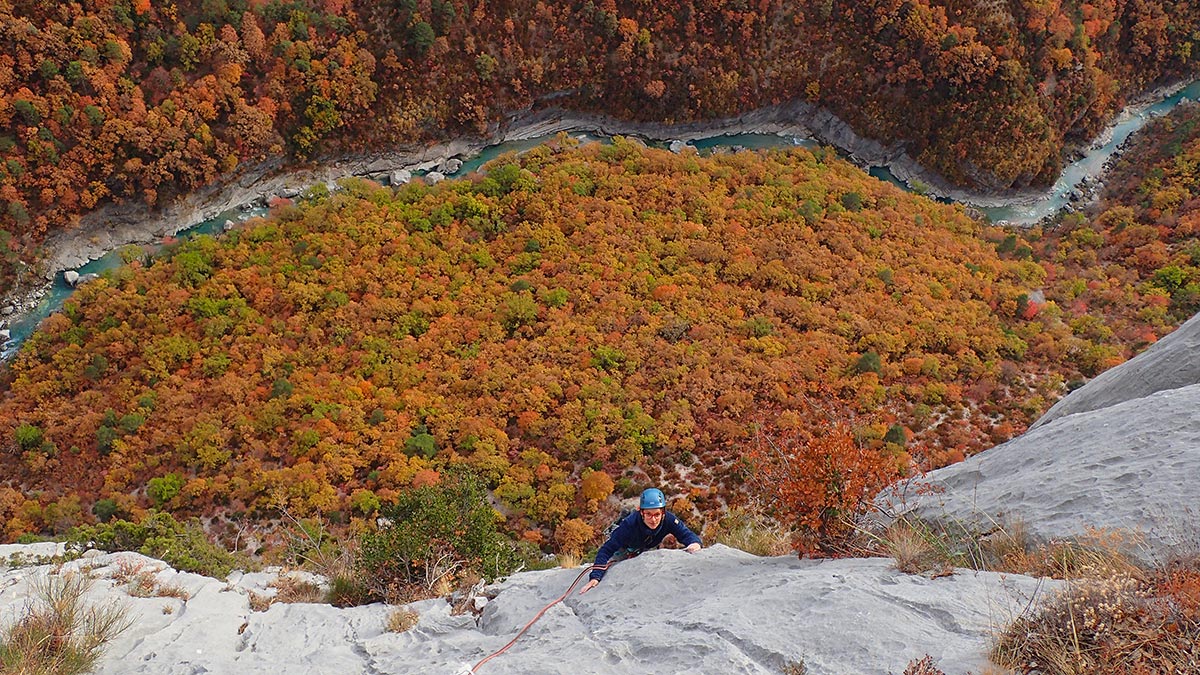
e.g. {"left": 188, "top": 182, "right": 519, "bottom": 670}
{"left": 578, "top": 487, "right": 701, "bottom": 594}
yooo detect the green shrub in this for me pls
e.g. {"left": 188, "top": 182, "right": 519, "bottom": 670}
{"left": 270, "top": 377, "right": 294, "bottom": 399}
{"left": 91, "top": 499, "right": 120, "bottom": 523}
{"left": 357, "top": 474, "right": 517, "bottom": 601}
{"left": 883, "top": 424, "right": 907, "bottom": 446}
{"left": 96, "top": 425, "right": 119, "bottom": 455}
{"left": 14, "top": 423, "right": 44, "bottom": 452}
{"left": 854, "top": 351, "right": 882, "bottom": 374}
{"left": 404, "top": 426, "right": 437, "bottom": 459}
{"left": 146, "top": 473, "right": 184, "bottom": 507}
{"left": 67, "top": 511, "right": 243, "bottom": 578}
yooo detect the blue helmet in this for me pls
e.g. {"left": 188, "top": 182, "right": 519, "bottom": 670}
{"left": 639, "top": 488, "right": 666, "bottom": 509}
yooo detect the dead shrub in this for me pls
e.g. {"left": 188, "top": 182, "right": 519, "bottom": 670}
{"left": 992, "top": 564, "right": 1200, "bottom": 674}
{"left": 902, "top": 655, "right": 946, "bottom": 675}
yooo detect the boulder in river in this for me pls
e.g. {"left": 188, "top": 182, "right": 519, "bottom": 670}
{"left": 425, "top": 171, "right": 446, "bottom": 185}
{"left": 390, "top": 169, "right": 412, "bottom": 185}
{"left": 63, "top": 270, "right": 80, "bottom": 286}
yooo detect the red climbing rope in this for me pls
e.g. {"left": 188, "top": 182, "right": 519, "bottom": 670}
{"left": 469, "top": 562, "right": 611, "bottom": 673}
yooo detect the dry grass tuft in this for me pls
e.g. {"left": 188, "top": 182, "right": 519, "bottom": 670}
{"left": 247, "top": 591, "right": 273, "bottom": 613}
{"left": 385, "top": 607, "right": 419, "bottom": 633}
{"left": 781, "top": 659, "right": 807, "bottom": 675}
{"left": 710, "top": 508, "right": 793, "bottom": 557}
{"left": 557, "top": 553, "right": 580, "bottom": 569}
{"left": 881, "top": 519, "right": 954, "bottom": 576}
{"left": 991, "top": 528, "right": 1143, "bottom": 581}
{"left": 0, "top": 573, "right": 132, "bottom": 675}
{"left": 111, "top": 558, "right": 191, "bottom": 600}
{"left": 270, "top": 573, "right": 324, "bottom": 604}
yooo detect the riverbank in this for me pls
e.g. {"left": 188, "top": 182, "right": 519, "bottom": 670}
{"left": 3, "top": 80, "right": 1194, "bottom": 349}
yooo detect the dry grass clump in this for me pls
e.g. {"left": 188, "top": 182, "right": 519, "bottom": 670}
{"left": 781, "top": 659, "right": 807, "bottom": 674}
{"left": 270, "top": 573, "right": 324, "bottom": 604}
{"left": 875, "top": 518, "right": 956, "bottom": 577}
{"left": 862, "top": 516, "right": 1143, "bottom": 583}
{"left": 992, "top": 561, "right": 1200, "bottom": 674}
{"left": 247, "top": 591, "right": 273, "bottom": 613}
{"left": 710, "top": 508, "right": 793, "bottom": 557}
{"left": 0, "top": 573, "right": 132, "bottom": 675}
{"left": 245, "top": 572, "right": 325, "bottom": 612}
{"left": 385, "top": 607, "right": 419, "bottom": 633}
{"left": 987, "top": 528, "right": 1143, "bottom": 581}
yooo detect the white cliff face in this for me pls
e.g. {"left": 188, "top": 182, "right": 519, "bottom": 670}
{"left": 1, "top": 545, "right": 1051, "bottom": 675}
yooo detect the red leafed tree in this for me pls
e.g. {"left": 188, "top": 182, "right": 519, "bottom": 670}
{"left": 747, "top": 420, "right": 904, "bottom": 555}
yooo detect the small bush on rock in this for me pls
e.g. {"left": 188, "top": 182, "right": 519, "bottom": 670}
{"left": 67, "top": 511, "right": 243, "bottom": 578}
{"left": 356, "top": 473, "right": 517, "bottom": 602}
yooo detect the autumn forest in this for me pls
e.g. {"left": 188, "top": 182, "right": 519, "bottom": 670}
{"left": 3, "top": 0, "right": 1200, "bottom": 560}
{"left": 3, "top": 0, "right": 1200, "bottom": 285}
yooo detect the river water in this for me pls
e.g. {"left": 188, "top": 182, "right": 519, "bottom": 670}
{"left": 5, "top": 80, "right": 1198, "bottom": 358}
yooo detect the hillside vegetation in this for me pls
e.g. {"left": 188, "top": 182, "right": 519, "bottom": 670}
{"left": 0, "top": 139, "right": 1161, "bottom": 548}
{"left": 1019, "top": 101, "right": 1200, "bottom": 357}
{"left": 2, "top": 0, "right": 1198, "bottom": 292}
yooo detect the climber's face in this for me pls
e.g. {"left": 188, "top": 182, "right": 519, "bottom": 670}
{"left": 640, "top": 508, "right": 664, "bottom": 528}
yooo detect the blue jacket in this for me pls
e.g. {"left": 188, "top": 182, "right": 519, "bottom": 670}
{"left": 589, "top": 510, "right": 701, "bottom": 581}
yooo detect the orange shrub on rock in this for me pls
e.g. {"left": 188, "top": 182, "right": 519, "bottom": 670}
{"left": 746, "top": 420, "right": 905, "bottom": 554}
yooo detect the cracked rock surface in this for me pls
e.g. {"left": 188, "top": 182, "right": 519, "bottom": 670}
{"left": 2, "top": 545, "right": 1051, "bottom": 675}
